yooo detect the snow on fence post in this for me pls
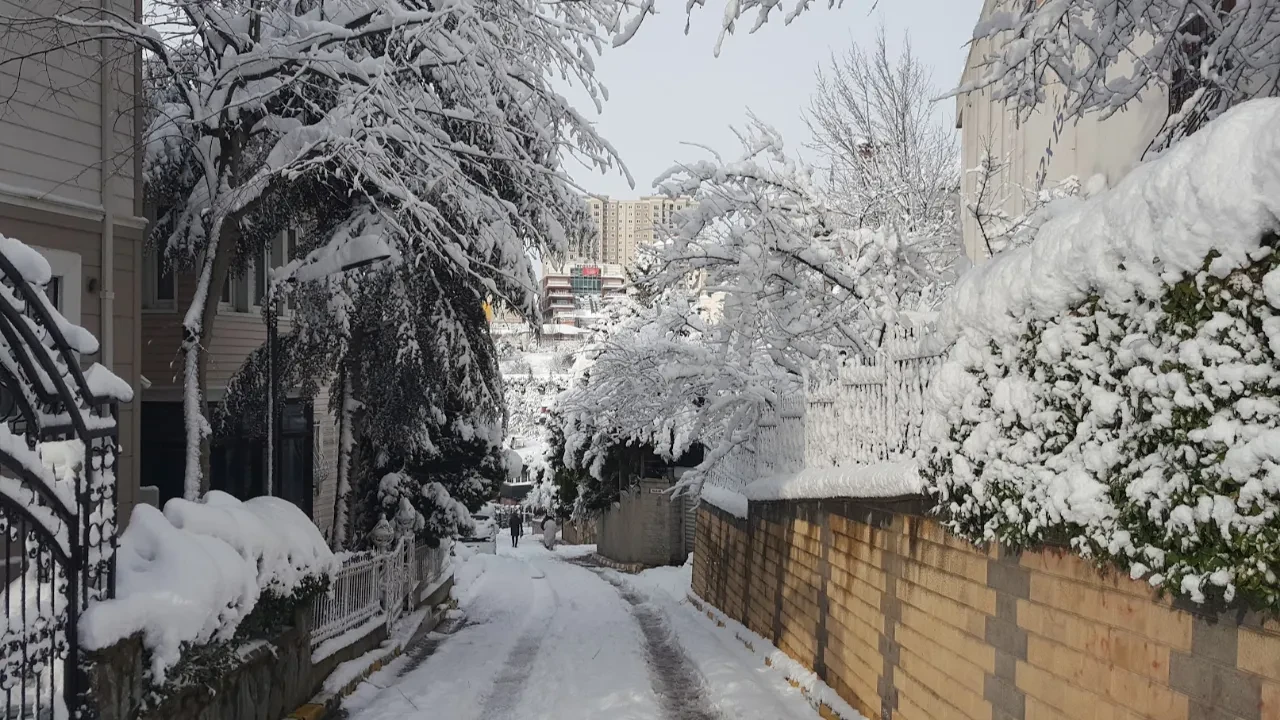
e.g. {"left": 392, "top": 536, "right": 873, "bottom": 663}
{"left": 806, "top": 326, "right": 944, "bottom": 469}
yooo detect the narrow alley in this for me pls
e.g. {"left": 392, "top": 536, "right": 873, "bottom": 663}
{"left": 336, "top": 541, "right": 820, "bottom": 720}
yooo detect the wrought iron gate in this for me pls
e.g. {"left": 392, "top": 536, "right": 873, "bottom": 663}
{"left": 0, "top": 242, "right": 121, "bottom": 719}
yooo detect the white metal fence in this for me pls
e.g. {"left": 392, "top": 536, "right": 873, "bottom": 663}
{"left": 701, "top": 403, "right": 806, "bottom": 491}
{"left": 311, "top": 539, "right": 453, "bottom": 650}
{"left": 805, "top": 326, "right": 945, "bottom": 468}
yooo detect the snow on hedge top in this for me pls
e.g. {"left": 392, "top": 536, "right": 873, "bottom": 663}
{"left": 940, "top": 99, "right": 1280, "bottom": 344}
{"left": 80, "top": 504, "right": 258, "bottom": 682}
{"left": 743, "top": 461, "right": 922, "bottom": 502}
{"left": 81, "top": 493, "right": 337, "bottom": 682}
{"left": 164, "top": 491, "right": 339, "bottom": 597}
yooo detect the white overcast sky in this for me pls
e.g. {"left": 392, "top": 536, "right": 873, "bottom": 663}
{"left": 563, "top": 0, "right": 985, "bottom": 198}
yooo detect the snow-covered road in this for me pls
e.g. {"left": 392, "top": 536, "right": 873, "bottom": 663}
{"left": 339, "top": 539, "right": 821, "bottom": 720}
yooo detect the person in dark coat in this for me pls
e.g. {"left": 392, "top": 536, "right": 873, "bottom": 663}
{"left": 508, "top": 510, "right": 523, "bottom": 547}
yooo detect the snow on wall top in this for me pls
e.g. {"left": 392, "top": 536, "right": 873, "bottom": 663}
{"left": 700, "top": 484, "right": 748, "bottom": 518}
{"left": 940, "top": 99, "right": 1280, "bottom": 344}
{"left": 742, "top": 461, "right": 923, "bottom": 503}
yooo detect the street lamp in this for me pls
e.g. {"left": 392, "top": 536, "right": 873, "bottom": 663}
{"left": 265, "top": 243, "right": 392, "bottom": 497}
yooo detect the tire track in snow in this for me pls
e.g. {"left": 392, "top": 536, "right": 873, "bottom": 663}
{"left": 476, "top": 563, "right": 556, "bottom": 719}
{"left": 572, "top": 559, "right": 722, "bottom": 720}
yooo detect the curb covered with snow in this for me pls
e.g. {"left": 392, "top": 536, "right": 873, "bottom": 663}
{"left": 742, "top": 461, "right": 922, "bottom": 502}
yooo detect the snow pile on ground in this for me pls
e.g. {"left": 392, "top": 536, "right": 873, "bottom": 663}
{"left": 925, "top": 98, "right": 1280, "bottom": 608}
{"left": 743, "top": 461, "right": 921, "bottom": 502}
{"left": 81, "top": 494, "right": 338, "bottom": 681}
{"left": 699, "top": 484, "right": 749, "bottom": 518}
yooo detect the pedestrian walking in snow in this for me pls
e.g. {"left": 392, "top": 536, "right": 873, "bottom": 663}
{"left": 541, "top": 517, "right": 558, "bottom": 550}
{"left": 509, "top": 511, "right": 523, "bottom": 547}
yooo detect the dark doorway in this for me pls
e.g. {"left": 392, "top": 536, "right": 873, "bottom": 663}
{"left": 141, "top": 399, "right": 313, "bottom": 514}
{"left": 278, "top": 400, "right": 314, "bottom": 517}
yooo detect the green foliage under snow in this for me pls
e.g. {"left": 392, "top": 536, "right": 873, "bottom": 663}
{"left": 926, "top": 237, "right": 1280, "bottom": 611}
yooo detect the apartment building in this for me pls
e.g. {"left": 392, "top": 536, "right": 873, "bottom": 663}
{"left": 0, "top": 0, "right": 146, "bottom": 523}
{"left": 585, "top": 195, "right": 694, "bottom": 268}
{"left": 540, "top": 261, "right": 625, "bottom": 327}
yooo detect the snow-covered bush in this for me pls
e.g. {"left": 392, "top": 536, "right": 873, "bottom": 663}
{"left": 924, "top": 99, "right": 1280, "bottom": 611}
{"left": 81, "top": 494, "right": 337, "bottom": 685}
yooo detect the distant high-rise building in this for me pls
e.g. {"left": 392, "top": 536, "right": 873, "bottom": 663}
{"left": 540, "top": 260, "right": 626, "bottom": 327}
{"left": 584, "top": 195, "right": 694, "bottom": 269}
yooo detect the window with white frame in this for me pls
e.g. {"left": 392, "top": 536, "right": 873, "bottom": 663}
{"left": 226, "top": 243, "right": 272, "bottom": 314}
{"left": 143, "top": 248, "right": 176, "bottom": 310}
{"left": 31, "top": 246, "right": 81, "bottom": 325}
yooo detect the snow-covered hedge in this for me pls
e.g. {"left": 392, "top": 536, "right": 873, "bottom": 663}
{"left": 924, "top": 99, "right": 1280, "bottom": 611}
{"left": 81, "top": 492, "right": 338, "bottom": 683}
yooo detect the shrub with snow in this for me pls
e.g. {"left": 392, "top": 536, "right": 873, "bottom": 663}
{"left": 924, "top": 99, "right": 1280, "bottom": 611}
{"left": 81, "top": 493, "right": 337, "bottom": 684}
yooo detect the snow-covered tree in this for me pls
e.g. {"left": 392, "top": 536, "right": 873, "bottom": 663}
{"left": 807, "top": 26, "right": 959, "bottom": 255}
{"left": 957, "top": 0, "right": 1280, "bottom": 154}
{"left": 558, "top": 44, "right": 962, "bottom": 497}
{"left": 2, "top": 0, "right": 627, "bottom": 501}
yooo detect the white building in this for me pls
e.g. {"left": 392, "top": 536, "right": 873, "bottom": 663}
{"left": 539, "top": 260, "right": 626, "bottom": 327}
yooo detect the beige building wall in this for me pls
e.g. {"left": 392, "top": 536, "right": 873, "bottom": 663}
{"left": 0, "top": 0, "right": 146, "bottom": 524}
{"left": 956, "top": 0, "right": 1169, "bottom": 263}
{"left": 586, "top": 195, "right": 694, "bottom": 268}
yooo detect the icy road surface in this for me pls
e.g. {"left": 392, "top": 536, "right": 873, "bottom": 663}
{"left": 339, "top": 539, "right": 822, "bottom": 720}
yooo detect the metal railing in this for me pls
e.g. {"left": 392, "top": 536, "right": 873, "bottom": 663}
{"left": 310, "top": 550, "right": 384, "bottom": 649}
{"left": 310, "top": 538, "right": 452, "bottom": 651}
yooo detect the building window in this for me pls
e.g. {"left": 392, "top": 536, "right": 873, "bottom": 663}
{"left": 143, "top": 248, "right": 176, "bottom": 310}
{"left": 31, "top": 246, "right": 81, "bottom": 324}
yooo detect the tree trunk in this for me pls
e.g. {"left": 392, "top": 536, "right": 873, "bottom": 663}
{"left": 181, "top": 217, "right": 238, "bottom": 499}
{"left": 332, "top": 361, "right": 356, "bottom": 550}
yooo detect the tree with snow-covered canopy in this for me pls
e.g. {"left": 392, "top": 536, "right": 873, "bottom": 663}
{"left": 1, "top": 0, "right": 634, "bottom": 505}
{"left": 807, "top": 25, "right": 959, "bottom": 264}
{"left": 554, "top": 31, "right": 963, "bottom": 498}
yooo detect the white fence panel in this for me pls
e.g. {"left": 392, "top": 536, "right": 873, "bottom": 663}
{"left": 805, "top": 326, "right": 945, "bottom": 468}
{"left": 311, "top": 551, "right": 383, "bottom": 648}
{"left": 311, "top": 538, "right": 454, "bottom": 651}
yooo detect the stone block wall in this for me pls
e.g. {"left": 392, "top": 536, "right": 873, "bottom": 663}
{"left": 693, "top": 500, "right": 1280, "bottom": 720}
{"left": 598, "top": 478, "right": 687, "bottom": 567}
{"left": 562, "top": 518, "right": 598, "bottom": 545}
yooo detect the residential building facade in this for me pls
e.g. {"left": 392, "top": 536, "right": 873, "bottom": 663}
{"left": 585, "top": 195, "right": 694, "bottom": 268}
{"left": 956, "top": 0, "right": 1170, "bottom": 263}
{"left": 139, "top": 228, "right": 343, "bottom": 535}
{"left": 0, "top": 0, "right": 146, "bottom": 524}
{"left": 540, "top": 261, "right": 625, "bottom": 327}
